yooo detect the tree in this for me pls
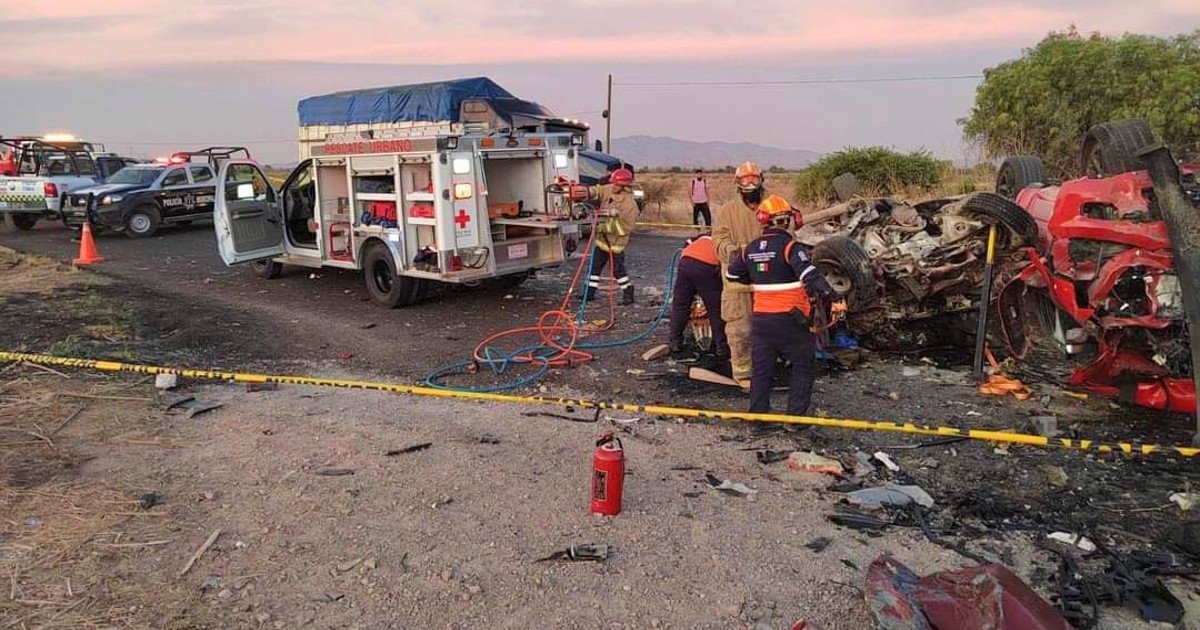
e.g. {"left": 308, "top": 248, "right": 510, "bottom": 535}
{"left": 961, "top": 27, "right": 1200, "bottom": 178}
{"left": 792, "top": 147, "right": 944, "bottom": 204}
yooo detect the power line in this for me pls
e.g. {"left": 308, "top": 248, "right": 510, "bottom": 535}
{"left": 614, "top": 74, "right": 983, "bottom": 87}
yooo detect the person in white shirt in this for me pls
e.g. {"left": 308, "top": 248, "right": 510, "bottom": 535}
{"left": 690, "top": 169, "right": 711, "bottom": 226}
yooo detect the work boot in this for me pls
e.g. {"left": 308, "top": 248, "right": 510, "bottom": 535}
{"left": 621, "top": 285, "right": 636, "bottom": 305}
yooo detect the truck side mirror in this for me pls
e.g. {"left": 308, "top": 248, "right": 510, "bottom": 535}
{"left": 595, "top": 140, "right": 603, "bottom": 152}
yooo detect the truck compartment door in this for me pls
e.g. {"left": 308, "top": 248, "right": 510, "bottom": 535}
{"left": 213, "top": 160, "right": 286, "bottom": 265}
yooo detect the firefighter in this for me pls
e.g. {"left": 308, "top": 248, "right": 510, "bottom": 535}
{"left": 583, "top": 167, "right": 640, "bottom": 305}
{"left": 712, "top": 161, "right": 767, "bottom": 387}
{"left": 726, "top": 194, "right": 847, "bottom": 415}
{"left": 666, "top": 231, "right": 727, "bottom": 361}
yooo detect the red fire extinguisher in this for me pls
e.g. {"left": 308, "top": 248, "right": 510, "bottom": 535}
{"left": 591, "top": 431, "right": 624, "bottom": 516}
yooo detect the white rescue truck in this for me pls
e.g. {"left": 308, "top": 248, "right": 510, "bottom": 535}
{"left": 213, "top": 78, "right": 595, "bottom": 307}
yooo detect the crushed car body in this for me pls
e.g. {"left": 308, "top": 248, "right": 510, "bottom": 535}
{"left": 797, "top": 192, "right": 1035, "bottom": 350}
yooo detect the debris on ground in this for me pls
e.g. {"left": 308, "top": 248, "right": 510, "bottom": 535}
{"left": 479, "top": 433, "right": 501, "bottom": 444}
{"left": 705, "top": 473, "right": 758, "bottom": 497}
{"left": 845, "top": 484, "right": 935, "bottom": 510}
{"left": 139, "top": 491, "right": 165, "bottom": 510}
{"left": 852, "top": 451, "right": 877, "bottom": 477}
{"left": 245, "top": 382, "right": 279, "bottom": 392}
{"left": 873, "top": 452, "right": 900, "bottom": 472}
{"left": 179, "top": 529, "right": 223, "bottom": 577}
{"left": 385, "top": 442, "right": 433, "bottom": 456}
{"left": 155, "top": 373, "right": 179, "bottom": 390}
{"left": 1046, "top": 532, "right": 1096, "bottom": 554}
{"left": 828, "top": 508, "right": 891, "bottom": 532}
{"left": 806, "top": 537, "right": 832, "bottom": 553}
{"left": 786, "top": 451, "right": 844, "bottom": 476}
{"left": 978, "top": 374, "right": 1032, "bottom": 401}
{"left": 536, "top": 544, "right": 610, "bottom": 563}
{"left": 865, "top": 554, "right": 1071, "bottom": 630}
{"left": 1040, "top": 465, "right": 1069, "bottom": 488}
{"left": 1169, "top": 492, "right": 1199, "bottom": 511}
{"left": 1028, "top": 415, "right": 1060, "bottom": 438}
{"left": 755, "top": 450, "right": 791, "bottom": 464}
{"left": 313, "top": 468, "right": 356, "bottom": 476}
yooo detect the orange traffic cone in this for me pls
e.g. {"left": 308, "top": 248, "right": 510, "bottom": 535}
{"left": 72, "top": 222, "right": 104, "bottom": 266}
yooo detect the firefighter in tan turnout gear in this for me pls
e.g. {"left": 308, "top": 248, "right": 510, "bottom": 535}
{"left": 583, "top": 168, "right": 640, "bottom": 305}
{"left": 712, "top": 161, "right": 767, "bottom": 386}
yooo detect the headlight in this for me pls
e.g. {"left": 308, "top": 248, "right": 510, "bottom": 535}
{"left": 100, "top": 195, "right": 123, "bottom": 205}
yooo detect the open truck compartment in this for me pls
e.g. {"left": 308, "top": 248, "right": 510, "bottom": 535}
{"left": 214, "top": 77, "right": 595, "bottom": 301}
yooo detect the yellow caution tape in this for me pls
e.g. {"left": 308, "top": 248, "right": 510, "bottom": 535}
{"left": 634, "top": 222, "right": 706, "bottom": 230}
{"left": 2, "top": 350, "right": 1196, "bottom": 458}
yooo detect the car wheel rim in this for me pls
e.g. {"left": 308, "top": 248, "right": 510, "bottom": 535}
{"left": 371, "top": 261, "right": 393, "bottom": 294}
{"left": 130, "top": 214, "right": 151, "bottom": 233}
{"left": 824, "top": 270, "right": 853, "bottom": 296}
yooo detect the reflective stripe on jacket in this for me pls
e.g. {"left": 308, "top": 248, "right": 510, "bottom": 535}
{"left": 725, "top": 227, "right": 834, "bottom": 316}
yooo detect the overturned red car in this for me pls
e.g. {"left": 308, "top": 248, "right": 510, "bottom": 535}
{"left": 995, "top": 119, "right": 1200, "bottom": 415}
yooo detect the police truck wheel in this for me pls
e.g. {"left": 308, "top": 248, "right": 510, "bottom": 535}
{"left": 10, "top": 213, "right": 38, "bottom": 231}
{"left": 125, "top": 205, "right": 161, "bottom": 238}
{"left": 363, "top": 244, "right": 420, "bottom": 308}
{"left": 251, "top": 259, "right": 283, "bottom": 279}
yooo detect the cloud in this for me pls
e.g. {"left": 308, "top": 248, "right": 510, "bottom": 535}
{"left": 0, "top": 0, "right": 1195, "bottom": 78}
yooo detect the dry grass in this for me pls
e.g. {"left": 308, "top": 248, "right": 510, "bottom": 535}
{"left": 0, "top": 247, "right": 99, "bottom": 298}
{"left": 0, "top": 363, "right": 201, "bottom": 628}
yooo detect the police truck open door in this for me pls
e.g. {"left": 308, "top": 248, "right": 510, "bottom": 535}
{"left": 213, "top": 161, "right": 286, "bottom": 265}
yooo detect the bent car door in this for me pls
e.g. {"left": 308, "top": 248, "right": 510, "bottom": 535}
{"left": 213, "top": 160, "right": 285, "bottom": 265}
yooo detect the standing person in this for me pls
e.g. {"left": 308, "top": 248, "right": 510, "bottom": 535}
{"left": 666, "top": 232, "right": 727, "bottom": 361}
{"left": 726, "top": 194, "right": 846, "bottom": 415}
{"left": 690, "top": 169, "right": 711, "bottom": 226}
{"left": 712, "top": 161, "right": 767, "bottom": 387}
{"left": 584, "top": 168, "right": 641, "bottom": 305}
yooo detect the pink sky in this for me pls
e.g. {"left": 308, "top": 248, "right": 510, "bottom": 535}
{"left": 2, "top": 2, "right": 1196, "bottom": 163}
{"left": 4, "top": 0, "right": 1198, "bottom": 76}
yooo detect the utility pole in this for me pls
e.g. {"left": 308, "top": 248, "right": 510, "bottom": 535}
{"left": 604, "top": 74, "right": 613, "bottom": 153}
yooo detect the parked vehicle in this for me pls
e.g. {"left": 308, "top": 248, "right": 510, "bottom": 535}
{"left": 994, "top": 119, "right": 1200, "bottom": 416}
{"left": 62, "top": 147, "right": 249, "bottom": 237}
{"left": 0, "top": 136, "right": 134, "bottom": 230}
{"left": 214, "top": 78, "right": 597, "bottom": 308}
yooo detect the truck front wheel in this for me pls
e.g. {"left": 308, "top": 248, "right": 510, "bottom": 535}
{"left": 363, "top": 244, "right": 421, "bottom": 308}
{"left": 10, "top": 213, "right": 38, "bottom": 231}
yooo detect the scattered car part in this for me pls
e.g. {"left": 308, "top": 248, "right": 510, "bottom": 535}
{"left": 536, "top": 543, "right": 610, "bottom": 563}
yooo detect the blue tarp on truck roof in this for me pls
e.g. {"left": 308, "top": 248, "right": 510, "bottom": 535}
{"left": 298, "top": 77, "right": 521, "bottom": 126}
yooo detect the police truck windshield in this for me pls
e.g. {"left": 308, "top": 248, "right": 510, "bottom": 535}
{"left": 106, "top": 166, "right": 164, "bottom": 185}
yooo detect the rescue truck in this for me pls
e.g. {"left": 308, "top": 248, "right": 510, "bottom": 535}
{"left": 213, "top": 78, "right": 596, "bottom": 307}
{"left": 0, "top": 135, "right": 135, "bottom": 230}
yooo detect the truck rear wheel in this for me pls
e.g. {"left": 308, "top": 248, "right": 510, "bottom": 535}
{"left": 251, "top": 259, "right": 283, "bottom": 279}
{"left": 10, "top": 213, "right": 38, "bottom": 231}
{"left": 363, "top": 244, "right": 421, "bottom": 308}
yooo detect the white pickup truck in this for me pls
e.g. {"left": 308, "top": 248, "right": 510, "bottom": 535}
{"left": 0, "top": 136, "right": 135, "bottom": 230}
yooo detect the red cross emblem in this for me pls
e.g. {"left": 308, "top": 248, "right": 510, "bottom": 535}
{"left": 454, "top": 208, "right": 471, "bottom": 229}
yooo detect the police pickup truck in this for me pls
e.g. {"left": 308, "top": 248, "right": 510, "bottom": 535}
{"left": 0, "top": 136, "right": 135, "bottom": 230}
{"left": 63, "top": 147, "right": 249, "bottom": 238}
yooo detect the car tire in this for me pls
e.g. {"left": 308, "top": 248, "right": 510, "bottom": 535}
{"left": 960, "top": 192, "right": 1039, "bottom": 247}
{"left": 831, "top": 172, "right": 860, "bottom": 202}
{"left": 363, "top": 244, "right": 421, "bottom": 308}
{"left": 125, "top": 205, "right": 161, "bottom": 238}
{"left": 995, "top": 156, "right": 1045, "bottom": 200}
{"left": 251, "top": 259, "right": 283, "bottom": 279}
{"left": 812, "top": 235, "right": 877, "bottom": 310}
{"left": 10, "top": 213, "right": 38, "bottom": 231}
{"left": 1080, "top": 118, "right": 1156, "bottom": 178}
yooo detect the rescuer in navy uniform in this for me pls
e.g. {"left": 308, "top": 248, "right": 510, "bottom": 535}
{"left": 726, "top": 194, "right": 847, "bottom": 415}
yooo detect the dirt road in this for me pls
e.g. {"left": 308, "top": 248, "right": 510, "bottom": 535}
{"left": 3, "top": 221, "right": 1200, "bottom": 628}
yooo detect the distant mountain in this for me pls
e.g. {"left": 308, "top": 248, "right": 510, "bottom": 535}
{"left": 609, "top": 135, "right": 821, "bottom": 170}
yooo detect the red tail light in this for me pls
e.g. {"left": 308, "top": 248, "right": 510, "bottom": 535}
{"left": 44, "top": 182, "right": 59, "bottom": 197}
